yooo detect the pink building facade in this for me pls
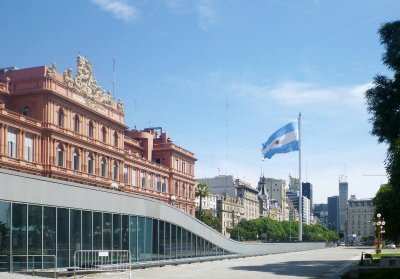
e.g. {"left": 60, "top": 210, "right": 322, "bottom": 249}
{"left": 0, "top": 57, "right": 196, "bottom": 215}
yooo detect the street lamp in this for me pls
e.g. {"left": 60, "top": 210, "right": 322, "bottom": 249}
{"left": 236, "top": 212, "right": 241, "bottom": 241}
{"left": 374, "top": 213, "right": 385, "bottom": 254}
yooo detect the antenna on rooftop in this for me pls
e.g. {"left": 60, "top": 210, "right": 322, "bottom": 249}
{"left": 225, "top": 98, "right": 229, "bottom": 175}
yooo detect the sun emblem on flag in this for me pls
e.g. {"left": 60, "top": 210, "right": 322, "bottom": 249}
{"left": 275, "top": 139, "right": 280, "bottom": 145}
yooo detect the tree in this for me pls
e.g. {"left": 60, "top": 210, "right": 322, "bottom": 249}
{"left": 365, "top": 21, "right": 400, "bottom": 241}
{"left": 195, "top": 182, "right": 211, "bottom": 221}
{"left": 201, "top": 210, "right": 222, "bottom": 232}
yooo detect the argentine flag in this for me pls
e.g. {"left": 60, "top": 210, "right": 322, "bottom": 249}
{"left": 262, "top": 122, "right": 299, "bottom": 159}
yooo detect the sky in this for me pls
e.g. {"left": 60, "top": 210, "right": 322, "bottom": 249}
{"left": 1, "top": 0, "right": 399, "bottom": 204}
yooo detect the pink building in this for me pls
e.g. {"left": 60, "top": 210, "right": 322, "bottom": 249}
{"left": 0, "top": 56, "right": 196, "bottom": 215}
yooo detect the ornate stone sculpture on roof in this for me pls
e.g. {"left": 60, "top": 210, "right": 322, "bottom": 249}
{"left": 46, "top": 63, "right": 57, "bottom": 78}
{"left": 58, "top": 56, "right": 123, "bottom": 112}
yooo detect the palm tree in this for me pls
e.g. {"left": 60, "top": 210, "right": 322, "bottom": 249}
{"left": 195, "top": 183, "right": 211, "bottom": 221}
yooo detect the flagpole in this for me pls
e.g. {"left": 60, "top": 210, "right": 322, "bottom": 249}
{"left": 298, "top": 112, "right": 302, "bottom": 242}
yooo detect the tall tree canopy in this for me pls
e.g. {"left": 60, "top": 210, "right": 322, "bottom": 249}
{"left": 195, "top": 182, "right": 211, "bottom": 220}
{"left": 365, "top": 21, "right": 400, "bottom": 241}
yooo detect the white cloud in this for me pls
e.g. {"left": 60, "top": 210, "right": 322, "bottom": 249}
{"left": 90, "top": 0, "right": 138, "bottom": 22}
{"left": 163, "top": 0, "right": 218, "bottom": 30}
{"left": 195, "top": 0, "right": 218, "bottom": 31}
{"left": 228, "top": 80, "right": 372, "bottom": 107}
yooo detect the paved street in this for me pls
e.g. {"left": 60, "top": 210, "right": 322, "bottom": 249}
{"left": 0, "top": 247, "right": 373, "bottom": 279}
{"left": 71, "top": 246, "right": 373, "bottom": 279}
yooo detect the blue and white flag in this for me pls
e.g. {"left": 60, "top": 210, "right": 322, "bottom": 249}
{"left": 262, "top": 121, "right": 299, "bottom": 159}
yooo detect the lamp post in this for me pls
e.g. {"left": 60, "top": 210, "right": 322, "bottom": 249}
{"left": 374, "top": 213, "right": 385, "bottom": 254}
{"left": 236, "top": 212, "right": 241, "bottom": 241}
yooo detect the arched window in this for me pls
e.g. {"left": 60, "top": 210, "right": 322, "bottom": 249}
{"left": 74, "top": 114, "right": 80, "bottom": 133}
{"left": 87, "top": 153, "right": 94, "bottom": 174}
{"left": 113, "top": 131, "right": 118, "bottom": 147}
{"left": 58, "top": 108, "right": 64, "bottom": 127}
{"left": 113, "top": 161, "right": 118, "bottom": 180}
{"left": 88, "top": 121, "right": 94, "bottom": 138}
{"left": 101, "top": 157, "right": 107, "bottom": 177}
{"left": 73, "top": 148, "right": 80, "bottom": 171}
{"left": 102, "top": 126, "right": 107, "bottom": 143}
{"left": 57, "top": 144, "right": 64, "bottom": 167}
{"left": 22, "top": 105, "right": 30, "bottom": 116}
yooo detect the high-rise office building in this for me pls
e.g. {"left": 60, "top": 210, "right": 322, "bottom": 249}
{"left": 302, "top": 182, "right": 313, "bottom": 209}
{"left": 328, "top": 195, "right": 340, "bottom": 233}
{"left": 339, "top": 176, "right": 349, "bottom": 234}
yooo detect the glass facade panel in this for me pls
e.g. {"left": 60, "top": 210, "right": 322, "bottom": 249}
{"left": 12, "top": 203, "right": 27, "bottom": 257}
{"left": 28, "top": 205, "right": 42, "bottom": 255}
{"left": 57, "top": 208, "right": 69, "bottom": 268}
{"left": 159, "top": 221, "right": 165, "bottom": 260}
{"left": 176, "top": 226, "right": 182, "bottom": 259}
{"left": 171, "top": 224, "right": 176, "bottom": 259}
{"left": 70, "top": 209, "right": 81, "bottom": 267}
{"left": 152, "top": 219, "right": 158, "bottom": 261}
{"left": 93, "top": 212, "right": 102, "bottom": 250}
{"left": 145, "top": 218, "right": 152, "bottom": 261}
{"left": 0, "top": 201, "right": 10, "bottom": 271}
{"left": 103, "top": 213, "right": 112, "bottom": 250}
{"left": 129, "top": 216, "right": 137, "bottom": 262}
{"left": 181, "top": 228, "right": 187, "bottom": 258}
{"left": 137, "top": 217, "right": 145, "bottom": 261}
{"left": 0, "top": 200, "right": 231, "bottom": 270}
{"left": 82, "top": 211, "right": 92, "bottom": 250}
{"left": 113, "top": 214, "right": 121, "bottom": 250}
{"left": 43, "top": 206, "right": 56, "bottom": 268}
{"left": 164, "top": 222, "right": 170, "bottom": 260}
{"left": 122, "top": 215, "right": 129, "bottom": 251}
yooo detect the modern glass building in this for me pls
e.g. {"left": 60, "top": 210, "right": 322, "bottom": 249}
{"left": 0, "top": 200, "right": 228, "bottom": 271}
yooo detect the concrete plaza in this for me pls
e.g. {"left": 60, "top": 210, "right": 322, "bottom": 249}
{"left": 68, "top": 246, "right": 373, "bottom": 279}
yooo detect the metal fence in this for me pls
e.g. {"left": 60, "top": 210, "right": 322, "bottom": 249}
{"left": 10, "top": 255, "right": 57, "bottom": 278}
{"left": 0, "top": 255, "right": 8, "bottom": 272}
{"left": 73, "top": 250, "right": 131, "bottom": 279}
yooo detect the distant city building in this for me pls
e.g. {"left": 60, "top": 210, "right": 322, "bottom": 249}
{"left": 313, "top": 203, "right": 328, "bottom": 226}
{"left": 197, "top": 175, "right": 237, "bottom": 196}
{"left": 289, "top": 174, "right": 300, "bottom": 191}
{"left": 286, "top": 190, "right": 310, "bottom": 224}
{"left": 302, "top": 196, "right": 311, "bottom": 225}
{"left": 216, "top": 195, "right": 244, "bottom": 236}
{"left": 198, "top": 175, "right": 259, "bottom": 235}
{"left": 302, "top": 182, "right": 313, "bottom": 209}
{"left": 287, "top": 198, "right": 299, "bottom": 222}
{"left": 257, "top": 178, "right": 270, "bottom": 218}
{"left": 258, "top": 176, "right": 286, "bottom": 220}
{"left": 195, "top": 193, "right": 217, "bottom": 213}
{"left": 346, "top": 195, "right": 375, "bottom": 241}
{"left": 328, "top": 195, "right": 340, "bottom": 233}
{"left": 269, "top": 199, "right": 282, "bottom": 221}
{"left": 339, "top": 177, "right": 349, "bottom": 234}
{"left": 236, "top": 179, "right": 259, "bottom": 220}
